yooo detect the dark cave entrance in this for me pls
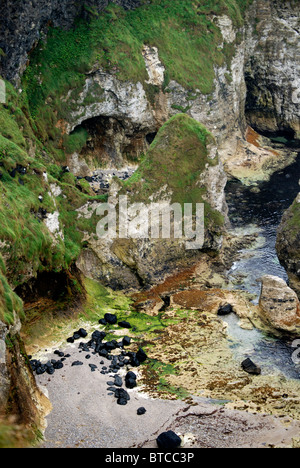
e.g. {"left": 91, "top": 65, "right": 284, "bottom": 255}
{"left": 15, "top": 267, "right": 85, "bottom": 337}
{"left": 74, "top": 116, "right": 157, "bottom": 168}
{"left": 15, "top": 267, "right": 84, "bottom": 316}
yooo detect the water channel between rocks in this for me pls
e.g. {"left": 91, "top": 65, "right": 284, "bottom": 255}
{"left": 223, "top": 139, "right": 300, "bottom": 381}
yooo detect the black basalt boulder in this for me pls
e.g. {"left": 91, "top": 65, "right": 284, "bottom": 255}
{"left": 115, "top": 388, "right": 130, "bottom": 406}
{"left": 218, "top": 304, "right": 233, "bottom": 316}
{"left": 122, "top": 336, "right": 131, "bottom": 347}
{"left": 125, "top": 371, "right": 137, "bottom": 389}
{"left": 118, "top": 320, "right": 132, "bottom": 329}
{"left": 241, "top": 358, "right": 261, "bottom": 375}
{"left": 156, "top": 431, "right": 182, "bottom": 449}
{"left": 136, "top": 348, "right": 148, "bottom": 363}
{"left": 104, "top": 313, "right": 117, "bottom": 325}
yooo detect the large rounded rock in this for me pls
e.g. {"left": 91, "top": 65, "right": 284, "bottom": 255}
{"left": 258, "top": 275, "right": 300, "bottom": 334}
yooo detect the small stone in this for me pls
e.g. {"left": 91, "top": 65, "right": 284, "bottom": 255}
{"left": 125, "top": 371, "right": 137, "bottom": 389}
{"left": 114, "top": 376, "right": 123, "bottom": 387}
{"left": 115, "top": 388, "right": 130, "bottom": 403}
{"left": 71, "top": 361, "right": 84, "bottom": 367}
{"left": 136, "top": 348, "right": 148, "bottom": 363}
{"left": 46, "top": 366, "right": 55, "bottom": 375}
{"left": 241, "top": 358, "right": 261, "bottom": 375}
{"left": 137, "top": 407, "right": 146, "bottom": 415}
{"left": 118, "top": 321, "right": 132, "bottom": 329}
{"left": 78, "top": 328, "right": 88, "bottom": 338}
{"left": 122, "top": 336, "right": 131, "bottom": 347}
{"left": 99, "top": 349, "right": 109, "bottom": 358}
{"left": 218, "top": 304, "right": 233, "bottom": 316}
{"left": 53, "top": 361, "right": 64, "bottom": 370}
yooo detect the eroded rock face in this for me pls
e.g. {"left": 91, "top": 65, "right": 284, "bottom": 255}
{"left": 258, "top": 275, "right": 300, "bottom": 334}
{"left": 276, "top": 194, "right": 300, "bottom": 298}
{"left": 58, "top": 3, "right": 299, "bottom": 182}
{"left": 245, "top": 0, "right": 300, "bottom": 138}
{"left": 0, "top": 315, "right": 51, "bottom": 436}
{"left": 76, "top": 115, "right": 228, "bottom": 290}
{"left": 64, "top": 25, "right": 248, "bottom": 171}
{"left": 0, "top": 321, "right": 10, "bottom": 408}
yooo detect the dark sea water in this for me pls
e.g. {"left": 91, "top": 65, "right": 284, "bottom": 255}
{"left": 226, "top": 144, "right": 300, "bottom": 299}
{"left": 223, "top": 139, "right": 300, "bottom": 380}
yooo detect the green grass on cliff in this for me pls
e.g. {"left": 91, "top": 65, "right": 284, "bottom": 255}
{"left": 22, "top": 0, "right": 253, "bottom": 144}
{"left": 0, "top": 80, "right": 107, "bottom": 297}
{"left": 0, "top": 255, "right": 23, "bottom": 324}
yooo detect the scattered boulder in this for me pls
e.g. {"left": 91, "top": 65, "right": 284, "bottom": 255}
{"left": 136, "top": 348, "right": 148, "bottom": 363}
{"left": 128, "top": 352, "right": 140, "bottom": 367}
{"left": 114, "top": 375, "right": 123, "bottom": 387}
{"left": 104, "top": 313, "right": 117, "bottom": 325}
{"left": 53, "top": 361, "right": 64, "bottom": 370}
{"left": 77, "top": 328, "right": 88, "bottom": 338}
{"left": 122, "top": 336, "right": 131, "bottom": 347}
{"left": 125, "top": 371, "right": 137, "bottom": 389}
{"left": 115, "top": 388, "right": 130, "bottom": 406}
{"left": 241, "top": 358, "right": 261, "bottom": 375}
{"left": 91, "top": 330, "right": 104, "bottom": 341}
{"left": 156, "top": 431, "right": 182, "bottom": 449}
{"left": 137, "top": 407, "right": 146, "bottom": 415}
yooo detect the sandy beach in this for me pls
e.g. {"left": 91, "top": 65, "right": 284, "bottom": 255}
{"left": 34, "top": 340, "right": 300, "bottom": 449}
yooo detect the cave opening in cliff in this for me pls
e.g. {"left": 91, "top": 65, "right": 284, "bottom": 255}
{"left": 15, "top": 267, "right": 84, "bottom": 316}
{"left": 72, "top": 116, "right": 154, "bottom": 168}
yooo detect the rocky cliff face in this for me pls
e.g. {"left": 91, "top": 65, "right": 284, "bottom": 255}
{"left": 0, "top": 0, "right": 141, "bottom": 83}
{"left": 76, "top": 114, "right": 227, "bottom": 290}
{"left": 0, "top": 0, "right": 299, "bottom": 445}
{"left": 245, "top": 0, "right": 300, "bottom": 139}
{"left": 21, "top": 0, "right": 297, "bottom": 185}
{"left": 276, "top": 193, "right": 300, "bottom": 298}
